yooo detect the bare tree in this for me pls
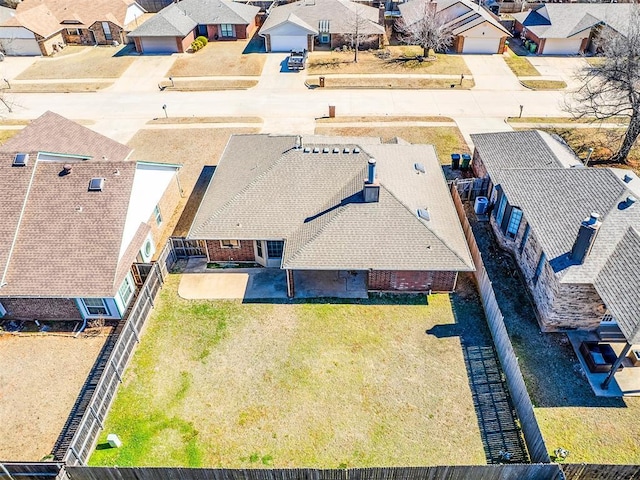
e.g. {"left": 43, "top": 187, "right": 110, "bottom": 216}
{"left": 345, "top": 4, "right": 374, "bottom": 63}
{"left": 567, "top": 7, "right": 640, "bottom": 164}
{"left": 395, "top": 0, "right": 454, "bottom": 59}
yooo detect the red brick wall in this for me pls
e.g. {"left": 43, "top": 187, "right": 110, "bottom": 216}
{"left": 134, "top": 36, "right": 142, "bottom": 53}
{"left": 237, "top": 24, "right": 249, "bottom": 40}
{"left": 472, "top": 150, "right": 488, "bottom": 178}
{"left": 206, "top": 240, "right": 255, "bottom": 262}
{"left": 0, "top": 297, "right": 82, "bottom": 321}
{"left": 368, "top": 270, "right": 457, "bottom": 292}
{"left": 181, "top": 30, "right": 195, "bottom": 52}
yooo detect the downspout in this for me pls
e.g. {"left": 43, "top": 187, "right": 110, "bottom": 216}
{"left": 0, "top": 162, "right": 38, "bottom": 289}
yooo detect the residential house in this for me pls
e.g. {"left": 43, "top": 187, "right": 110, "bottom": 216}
{"left": 128, "top": 0, "right": 260, "bottom": 54}
{"left": 259, "top": 0, "right": 385, "bottom": 52}
{"left": 188, "top": 134, "right": 474, "bottom": 297}
{"left": 0, "top": 0, "right": 146, "bottom": 56}
{"left": 397, "top": 0, "right": 511, "bottom": 54}
{"left": 512, "top": 4, "right": 632, "bottom": 55}
{"left": 0, "top": 112, "right": 182, "bottom": 322}
{"left": 470, "top": 130, "right": 640, "bottom": 348}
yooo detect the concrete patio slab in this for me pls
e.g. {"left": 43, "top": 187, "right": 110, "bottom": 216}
{"left": 567, "top": 331, "right": 623, "bottom": 397}
{"left": 294, "top": 270, "right": 368, "bottom": 299}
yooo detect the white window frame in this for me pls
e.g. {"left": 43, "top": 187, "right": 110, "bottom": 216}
{"left": 266, "top": 240, "right": 284, "bottom": 259}
{"left": 220, "top": 239, "right": 240, "bottom": 249}
{"left": 66, "top": 28, "right": 81, "bottom": 36}
{"left": 118, "top": 276, "right": 134, "bottom": 307}
{"left": 220, "top": 24, "right": 235, "bottom": 37}
{"left": 153, "top": 205, "right": 162, "bottom": 226}
{"left": 81, "top": 298, "right": 109, "bottom": 316}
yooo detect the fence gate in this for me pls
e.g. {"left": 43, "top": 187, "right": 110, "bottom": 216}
{"left": 454, "top": 177, "right": 489, "bottom": 201}
{"left": 131, "top": 263, "right": 153, "bottom": 286}
{"left": 170, "top": 238, "right": 206, "bottom": 258}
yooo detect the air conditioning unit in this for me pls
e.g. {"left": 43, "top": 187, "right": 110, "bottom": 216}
{"left": 139, "top": 236, "right": 155, "bottom": 263}
{"left": 0, "top": 302, "right": 6, "bottom": 318}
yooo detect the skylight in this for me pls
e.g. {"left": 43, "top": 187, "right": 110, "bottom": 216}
{"left": 417, "top": 208, "right": 430, "bottom": 221}
{"left": 88, "top": 177, "right": 105, "bottom": 191}
{"left": 12, "top": 153, "right": 28, "bottom": 167}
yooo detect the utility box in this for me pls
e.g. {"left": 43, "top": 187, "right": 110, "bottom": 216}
{"left": 329, "top": 105, "right": 335, "bottom": 118}
{"left": 320, "top": 76, "right": 325, "bottom": 87}
{"left": 107, "top": 433, "right": 123, "bottom": 448}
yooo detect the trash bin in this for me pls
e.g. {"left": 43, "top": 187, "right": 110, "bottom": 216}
{"left": 461, "top": 153, "right": 471, "bottom": 170}
{"left": 474, "top": 196, "right": 489, "bottom": 215}
{"left": 451, "top": 153, "right": 461, "bottom": 170}
{"left": 319, "top": 76, "right": 325, "bottom": 87}
{"left": 329, "top": 105, "right": 335, "bottom": 118}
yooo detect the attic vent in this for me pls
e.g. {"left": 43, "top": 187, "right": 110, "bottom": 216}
{"left": 414, "top": 162, "right": 425, "bottom": 174}
{"left": 323, "top": 147, "right": 329, "bottom": 153}
{"left": 333, "top": 148, "right": 340, "bottom": 153}
{"left": 624, "top": 173, "right": 633, "bottom": 183}
{"left": 88, "top": 177, "right": 105, "bottom": 191}
{"left": 344, "top": 147, "right": 350, "bottom": 154}
{"left": 627, "top": 195, "right": 636, "bottom": 205}
{"left": 353, "top": 147, "right": 360, "bottom": 154}
{"left": 417, "top": 208, "right": 430, "bottom": 221}
{"left": 12, "top": 153, "right": 28, "bottom": 167}
{"left": 303, "top": 147, "right": 311, "bottom": 153}
{"left": 313, "top": 147, "right": 320, "bottom": 153}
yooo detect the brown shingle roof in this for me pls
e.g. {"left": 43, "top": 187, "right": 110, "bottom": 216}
{"left": 0, "top": 111, "right": 132, "bottom": 162}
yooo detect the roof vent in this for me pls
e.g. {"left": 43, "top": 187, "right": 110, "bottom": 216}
{"left": 75, "top": 205, "right": 83, "bottom": 213}
{"left": 313, "top": 147, "right": 319, "bottom": 153}
{"left": 624, "top": 173, "right": 633, "bottom": 183}
{"left": 343, "top": 147, "right": 350, "bottom": 154}
{"left": 627, "top": 195, "right": 636, "bottom": 205}
{"left": 303, "top": 147, "right": 311, "bottom": 153}
{"left": 295, "top": 135, "right": 302, "bottom": 150}
{"left": 414, "top": 162, "right": 425, "bottom": 174}
{"left": 59, "top": 164, "right": 72, "bottom": 176}
{"left": 333, "top": 148, "right": 340, "bottom": 153}
{"left": 88, "top": 177, "right": 105, "bottom": 191}
{"left": 353, "top": 147, "right": 360, "bottom": 154}
{"left": 323, "top": 147, "right": 329, "bottom": 153}
{"left": 417, "top": 208, "right": 430, "bottom": 221}
{"left": 12, "top": 153, "right": 28, "bottom": 167}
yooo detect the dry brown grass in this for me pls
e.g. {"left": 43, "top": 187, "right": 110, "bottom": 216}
{"left": 503, "top": 48, "right": 540, "bottom": 77}
{"left": 0, "top": 334, "right": 109, "bottom": 461}
{"left": 317, "top": 116, "right": 454, "bottom": 123}
{"left": 90, "top": 274, "right": 486, "bottom": 467}
{"left": 0, "top": 129, "right": 20, "bottom": 144}
{"left": 308, "top": 76, "right": 474, "bottom": 89}
{"left": 147, "top": 117, "right": 263, "bottom": 125}
{"left": 520, "top": 79, "right": 567, "bottom": 90}
{"left": 6, "top": 82, "right": 111, "bottom": 92}
{"left": 315, "top": 125, "right": 469, "bottom": 163}
{"left": 127, "top": 127, "right": 261, "bottom": 243}
{"left": 17, "top": 46, "right": 135, "bottom": 80}
{"left": 308, "top": 47, "right": 471, "bottom": 75}
{"left": 160, "top": 79, "right": 258, "bottom": 91}
{"left": 168, "top": 41, "right": 265, "bottom": 77}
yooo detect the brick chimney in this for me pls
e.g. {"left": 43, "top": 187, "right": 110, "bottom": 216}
{"left": 571, "top": 213, "right": 602, "bottom": 263}
{"left": 363, "top": 158, "right": 379, "bottom": 203}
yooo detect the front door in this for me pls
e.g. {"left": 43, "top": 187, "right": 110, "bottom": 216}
{"left": 196, "top": 25, "right": 208, "bottom": 38}
{"left": 254, "top": 240, "right": 284, "bottom": 267}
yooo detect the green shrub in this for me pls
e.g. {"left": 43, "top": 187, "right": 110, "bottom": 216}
{"left": 191, "top": 39, "right": 203, "bottom": 52}
{"left": 196, "top": 36, "right": 208, "bottom": 46}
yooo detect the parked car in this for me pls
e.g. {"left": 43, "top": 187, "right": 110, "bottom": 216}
{"left": 287, "top": 50, "right": 308, "bottom": 71}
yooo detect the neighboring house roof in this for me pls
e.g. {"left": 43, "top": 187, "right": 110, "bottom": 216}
{"left": 512, "top": 4, "right": 633, "bottom": 39}
{"left": 0, "top": 112, "right": 180, "bottom": 298}
{"left": 129, "top": 0, "right": 259, "bottom": 37}
{"left": 189, "top": 134, "right": 474, "bottom": 272}
{"left": 471, "top": 130, "right": 582, "bottom": 176}
{"left": 0, "top": 5, "right": 15, "bottom": 24}
{"left": 260, "top": 0, "right": 384, "bottom": 37}
{"left": 0, "top": 111, "right": 133, "bottom": 162}
{"left": 594, "top": 227, "right": 640, "bottom": 345}
{"left": 398, "top": 0, "right": 510, "bottom": 37}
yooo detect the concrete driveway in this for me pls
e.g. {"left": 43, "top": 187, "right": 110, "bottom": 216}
{"left": 463, "top": 54, "right": 523, "bottom": 91}
{"left": 107, "top": 53, "right": 177, "bottom": 92}
{"left": 526, "top": 56, "right": 588, "bottom": 89}
{"left": 0, "top": 56, "right": 38, "bottom": 81}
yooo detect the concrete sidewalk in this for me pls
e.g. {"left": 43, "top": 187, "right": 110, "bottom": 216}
{"left": 107, "top": 55, "right": 177, "bottom": 92}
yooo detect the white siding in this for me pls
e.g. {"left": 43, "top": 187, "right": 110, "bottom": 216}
{"left": 269, "top": 34, "right": 308, "bottom": 52}
{"left": 463, "top": 36, "right": 501, "bottom": 54}
{"left": 125, "top": 4, "right": 146, "bottom": 26}
{"left": 0, "top": 27, "right": 41, "bottom": 56}
{"left": 0, "top": 26, "right": 36, "bottom": 39}
{"left": 140, "top": 36, "right": 178, "bottom": 53}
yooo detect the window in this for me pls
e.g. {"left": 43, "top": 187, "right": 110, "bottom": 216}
{"left": 220, "top": 24, "right": 235, "bottom": 37}
{"left": 118, "top": 276, "right": 134, "bottom": 307}
{"left": 256, "top": 240, "right": 263, "bottom": 258}
{"left": 266, "top": 240, "right": 284, "bottom": 259}
{"left": 495, "top": 194, "right": 507, "bottom": 225}
{"left": 102, "top": 22, "right": 112, "bottom": 41}
{"left": 320, "top": 33, "right": 330, "bottom": 44}
{"left": 66, "top": 28, "right": 80, "bottom": 36}
{"left": 82, "top": 298, "right": 109, "bottom": 316}
{"left": 519, "top": 224, "right": 530, "bottom": 254}
{"left": 153, "top": 205, "right": 162, "bottom": 226}
{"left": 506, "top": 208, "right": 523, "bottom": 239}
{"left": 533, "top": 252, "right": 546, "bottom": 285}
{"left": 220, "top": 239, "right": 240, "bottom": 249}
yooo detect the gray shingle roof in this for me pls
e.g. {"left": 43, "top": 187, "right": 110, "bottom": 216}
{"left": 513, "top": 4, "right": 633, "bottom": 39}
{"left": 471, "top": 130, "right": 581, "bottom": 178}
{"left": 189, "top": 134, "right": 474, "bottom": 272}
{"left": 594, "top": 228, "right": 640, "bottom": 345}
{"left": 260, "top": 0, "right": 384, "bottom": 36}
{"left": 129, "top": 0, "right": 258, "bottom": 37}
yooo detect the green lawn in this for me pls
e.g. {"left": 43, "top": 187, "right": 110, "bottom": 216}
{"left": 503, "top": 48, "right": 540, "bottom": 77}
{"left": 89, "top": 274, "right": 486, "bottom": 467}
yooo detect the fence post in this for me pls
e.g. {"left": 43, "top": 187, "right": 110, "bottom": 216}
{"left": 129, "top": 320, "right": 140, "bottom": 343}
{"left": 111, "top": 359, "right": 122, "bottom": 383}
{"left": 88, "top": 405, "right": 104, "bottom": 429}
{"left": 0, "top": 463, "right": 16, "bottom": 480}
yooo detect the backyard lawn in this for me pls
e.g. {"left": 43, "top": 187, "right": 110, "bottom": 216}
{"left": 168, "top": 40, "right": 265, "bottom": 77}
{"left": 89, "top": 274, "right": 487, "bottom": 467}
{"left": 314, "top": 124, "right": 470, "bottom": 163}
{"left": 16, "top": 46, "right": 135, "bottom": 80}
{"left": 308, "top": 47, "right": 471, "bottom": 75}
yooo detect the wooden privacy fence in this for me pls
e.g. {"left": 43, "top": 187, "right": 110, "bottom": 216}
{"left": 63, "top": 466, "right": 563, "bottom": 480}
{"left": 61, "top": 241, "right": 176, "bottom": 466}
{"left": 171, "top": 237, "right": 206, "bottom": 258}
{"left": 0, "top": 462, "right": 64, "bottom": 479}
{"left": 450, "top": 185, "right": 550, "bottom": 464}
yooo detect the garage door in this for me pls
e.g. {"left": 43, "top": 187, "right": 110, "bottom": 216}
{"left": 141, "top": 36, "right": 178, "bottom": 54}
{"left": 0, "top": 38, "right": 41, "bottom": 56}
{"left": 542, "top": 38, "right": 583, "bottom": 55}
{"left": 270, "top": 35, "right": 307, "bottom": 52}
{"left": 463, "top": 37, "right": 500, "bottom": 54}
